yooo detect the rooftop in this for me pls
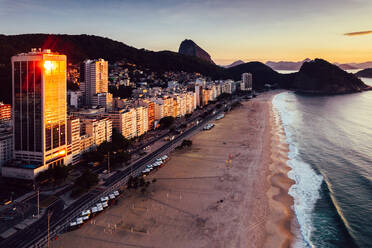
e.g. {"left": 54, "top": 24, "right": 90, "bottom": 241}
{"left": 14, "top": 48, "right": 62, "bottom": 57}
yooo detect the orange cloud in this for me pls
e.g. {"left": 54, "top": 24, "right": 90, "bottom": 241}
{"left": 344, "top": 30, "right": 372, "bottom": 36}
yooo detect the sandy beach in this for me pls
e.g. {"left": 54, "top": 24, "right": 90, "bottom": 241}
{"left": 53, "top": 91, "right": 297, "bottom": 248}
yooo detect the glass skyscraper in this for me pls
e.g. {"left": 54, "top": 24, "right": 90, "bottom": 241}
{"left": 12, "top": 49, "right": 67, "bottom": 170}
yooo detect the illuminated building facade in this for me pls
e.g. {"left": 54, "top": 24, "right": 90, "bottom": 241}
{"left": 66, "top": 117, "right": 81, "bottom": 165}
{"left": 135, "top": 106, "right": 148, "bottom": 137}
{"left": 0, "top": 102, "right": 11, "bottom": 121}
{"left": 5, "top": 49, "right": 67, "bottom": 179}
{"left": 81, "top": 117, "right": 112, "bottom": 147}
{"left": 140, "top": 99, "right": 155, "bottom": 130}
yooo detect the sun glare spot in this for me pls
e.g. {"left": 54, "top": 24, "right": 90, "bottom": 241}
{"left": 44, "top": 61, "right": 52, "bottom": 71}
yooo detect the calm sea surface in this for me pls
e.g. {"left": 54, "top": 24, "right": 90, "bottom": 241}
{"left": 273, "top": 78, "right": 372, "bottom": 248}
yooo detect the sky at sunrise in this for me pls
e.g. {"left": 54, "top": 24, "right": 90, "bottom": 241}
{"left": 1, "top": 0, "right": 372, "bottom": 65}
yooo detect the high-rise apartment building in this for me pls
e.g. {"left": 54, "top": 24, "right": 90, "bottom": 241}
{"left": 3, "top": 49, "right": 67, "bottom": 179}
{"left": 81, "top": 117, "right": 112, "bottom": 147}
{"left": 0, "top": 124, "right": 12, "bottom": 168}
{"left": 104, "top": 108, "right": 137, "bottom": 139}
{"left": 154, "top": 102, "right": 164, "bottom": 121}
{"left": 241, "top": 73, "right": 253, "bottom": 91}
{"left": 66, "top": 117, "right": 81, "bottom": 165}
{"left": 13, "top": 49, "right": 67, "bottom": 165}
{"left": 186, "top": 92, "right": 195, "bottom": 114}
{"left": 135, "top": 106, "right": 149, "bottom": 137}
{"left": 140, "top": 100, "right": 155, "bottom": 130}
{"left": 195, "top": 85, "right": 203, "bottom": 107}
{"left": 80, "top": 59, "right": 112, "bottom": 109}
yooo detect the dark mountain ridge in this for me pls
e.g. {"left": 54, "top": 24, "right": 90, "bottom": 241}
{"left": 0, "top": 34, "right": 222, "bottom": 103}
{"left": 0, "top": 34, "right": 369, "bottom": 103}
{"left": 266, "top": 59, "right": 311, "bottom": 71}
{"left": 223, "top": 60, "right": 245, "bottom": 68}
{"left": 224, "top": 61, "right": 295, "bottom": 89}
{"left": 355, "top": 68, "right": 372, "bottom": 78}
{"left": 178, "top": 39, "right": 215, "bottom": 64}
{"left": 0, "top": 34, "right": 220, "bottom": 74}
{"left": 293, "top": 59, "right": 370, "bottom": 94}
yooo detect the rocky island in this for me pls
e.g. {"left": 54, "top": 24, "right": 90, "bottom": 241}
{"left": 355, "top": 68, "right": 372, "bottom": 78}
{"left": 292, "top": 59, "right": 371, "bottom": 95}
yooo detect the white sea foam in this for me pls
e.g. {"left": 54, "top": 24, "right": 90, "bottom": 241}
{"left": 273, "top": 93, "right": 324, "bottom": 248}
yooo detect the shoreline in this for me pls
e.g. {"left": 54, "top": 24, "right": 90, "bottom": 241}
{"left": 52, "top": 91, "right": 298, "bottom": 248}
{"left": 263, "top": 95, "right": 297, "bottom": 248}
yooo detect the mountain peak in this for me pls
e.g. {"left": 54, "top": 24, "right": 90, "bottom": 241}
{"left": 178, "top": 39, "right": 214, "bottom": 64}
{"left": 294, "top": 58, "right": 370, "bottom": 94}
{"left": 224, "top": 60, "right": 245, "bottom": 68}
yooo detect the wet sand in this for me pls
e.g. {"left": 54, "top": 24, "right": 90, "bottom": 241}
{"left": 53, "top": 91, "right": 297, "bottom": 248}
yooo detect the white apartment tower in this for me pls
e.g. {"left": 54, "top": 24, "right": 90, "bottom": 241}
{"left": 241, "top": 73, "right": 253, "bottom": 91}
{"left": 80, "top": 59, "right": 112, "bottom": 109}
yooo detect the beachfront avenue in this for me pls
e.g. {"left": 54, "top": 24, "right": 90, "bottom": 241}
{"left": 0, "top": 96, "right": 241, "bottom": 248}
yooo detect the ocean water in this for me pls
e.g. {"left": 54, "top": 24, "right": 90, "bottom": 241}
{"left": 273, "top": 78, "right": 372, "bottom": 248}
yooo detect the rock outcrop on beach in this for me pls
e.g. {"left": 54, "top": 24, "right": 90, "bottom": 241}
{"left": 293, "top": 59, "right": 371, "bottom": 94}
{"left": 355, "top": 68, "right": 372, "bottom": 78}
{"left": 178, "top": 39, "right": 215, "bottom": 64}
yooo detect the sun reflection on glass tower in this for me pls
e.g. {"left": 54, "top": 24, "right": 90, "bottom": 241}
{"left": 11, "top": 48, "right": 67, "bottom": 171}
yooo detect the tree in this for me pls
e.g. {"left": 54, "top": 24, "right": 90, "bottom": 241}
{"left": 112, "top": 151, "right": 131, "bottom": 167}
{"left": 97, "top": 141, "right": 113, "bottom": 154}
{"left": 71, "top": 169, "right": 99, "bottom": 197}
{"left": 127, "top": 176, "right": 146, "bottom": 190}
{"left": 35, "top": 170, "right": 51, "bottom": 184}
{"left": 82, "top": 150, "right": 104, "bottom": 163}
{"left": 159, "top": 116, "right": 175, "bottom": 129}
{"left": 109, "top": 85, "right": 133, "bottom": 99}
{"left": 35, "top": 165, "right": 69, "bottom": 185}
{"left": 111, "top": 131, "right": 131, "bottom": 151}
{"left": 180, "top": 123, "right": 187, "bottom": 129}
{"left": 181, "top": 139, "right": 192, "bottom": 147}
{"left": 52, "top": 165, "right": 69, "bottom": 182}
{"left": 67, "top": 80, "right": 79, "bottom": 91}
